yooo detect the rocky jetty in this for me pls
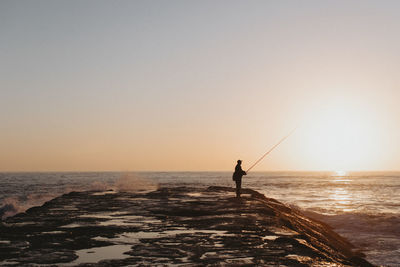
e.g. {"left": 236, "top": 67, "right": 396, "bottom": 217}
{"left": 0, "top": 186, "right": 373, "bottom": 266}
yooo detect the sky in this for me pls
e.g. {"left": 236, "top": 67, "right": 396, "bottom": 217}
{"left": 1, "top": 0, "right": 400, "bottom": 172}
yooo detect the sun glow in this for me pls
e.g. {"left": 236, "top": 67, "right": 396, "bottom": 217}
{"left": 300, "top": 100, "right": 380, "bottom": 171}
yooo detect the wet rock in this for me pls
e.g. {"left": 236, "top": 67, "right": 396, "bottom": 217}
{"left": 0, "top": 186, "right": 373, "bottom": 266}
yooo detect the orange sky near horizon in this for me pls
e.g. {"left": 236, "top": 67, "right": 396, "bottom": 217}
{"left": 1, "top": 1, "right": 400, "bottom": 172}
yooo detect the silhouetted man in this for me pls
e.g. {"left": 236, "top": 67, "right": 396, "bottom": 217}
{"left": 232, "top": 160, "right": 247, "bottom": 198}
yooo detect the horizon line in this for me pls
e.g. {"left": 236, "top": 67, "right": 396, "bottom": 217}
{"left": 1, "top": 170, "right": 400, "bottom": 173}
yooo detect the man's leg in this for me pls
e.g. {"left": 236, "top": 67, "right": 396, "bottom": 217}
{"left": 235, "top": 179, "right": 241, "bottom": 198}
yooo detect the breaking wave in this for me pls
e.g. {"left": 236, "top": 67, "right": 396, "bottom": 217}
{"left": 114, "top": 173, "right": 158, "bottom": 192}
{"left": 0, "top": 173, "right": 158, "bottom": 219}
{"left": 301, "top": 208, "right": 400, "bottom": 266}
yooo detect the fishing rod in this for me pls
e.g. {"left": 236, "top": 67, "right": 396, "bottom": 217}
{"left": 246, "top": 127, "right": 297, "bottom": 173}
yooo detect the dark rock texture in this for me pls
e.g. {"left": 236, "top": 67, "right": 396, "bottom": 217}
{"left": 0, "top": 186, "right": 373, "bottom": 266}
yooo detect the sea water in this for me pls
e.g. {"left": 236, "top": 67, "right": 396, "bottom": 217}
{"left": 0, "top": 171, "right": 399, "bottom": 266}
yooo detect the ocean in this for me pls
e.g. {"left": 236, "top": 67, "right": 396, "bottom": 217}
{"left": 0, "top": 171, "right": 399, "bottom": 266}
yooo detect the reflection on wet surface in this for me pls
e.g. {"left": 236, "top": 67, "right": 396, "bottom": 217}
{"left": 269, "top": 227, "right": 299, "bottom": 236}
{"left": 262, "top": 235, "right": 279, "bottom": 241}
{"left": 0, "top": 260, "right": 20, "bottom": 265}
{"left": 93, "top": 229, "right": 230, "bottom": 245}
{"left": 0, "top": 186, "right": 373, "bottom": 266}
{"left": 66, "top": 245, "right": 131, "bottom": 266}
{"left": 91, "top": 190, "right": 117, "bottom": 196}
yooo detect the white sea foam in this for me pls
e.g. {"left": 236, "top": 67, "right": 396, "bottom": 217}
{"left": 113, "top": 173, "right": 158, "bottom": 192}
{"left": 0, "top": 171, "right": 399, "bottom": 266}
{"left": 302, "top": 209, "right": 400, "bottom": 266}
{"left": 0, "top": 172, "right": 158, "bottom": 219}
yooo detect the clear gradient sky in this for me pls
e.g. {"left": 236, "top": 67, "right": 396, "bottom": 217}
{"left": 1, "top": 1, "right": 400, "bottom": 171}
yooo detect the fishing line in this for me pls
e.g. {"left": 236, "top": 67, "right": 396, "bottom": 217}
{"left": 246, "top": 127, "right": 297, "bottom": 173}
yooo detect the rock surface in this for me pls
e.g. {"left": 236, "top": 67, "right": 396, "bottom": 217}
{"left": 0, "top": 186, "right": 373, "bottom": 266}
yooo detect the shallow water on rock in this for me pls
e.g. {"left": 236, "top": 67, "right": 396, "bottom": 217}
{"left": 1, "top": 171, "right": 399, "bottom": 266}
{"left": 65, "top": 244, "right": 131, "bottom": 266}
{"left": 0, "top": 186, "right": 375, "bottom": 266}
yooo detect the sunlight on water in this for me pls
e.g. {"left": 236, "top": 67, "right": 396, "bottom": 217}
{"left": 1, "top": 171, "right": 400, "bottom": 266}
{"left": 330, "top": 188, "right": 350, "bottom": 202}
{"left": 333, "top": 170, "right": 348, "bottom": 177}
{"left": 329, "top": 188, "right": 353, "bottom": 212}
{"left": 332, "top": 171, "right": 352, "bottom": 183}
{"left": 329, "top": 172, "right": 355, "bottom": 212}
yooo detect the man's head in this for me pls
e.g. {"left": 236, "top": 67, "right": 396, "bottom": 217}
{"left": 237, "top": 160, "right": 242, "bottom": 164}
